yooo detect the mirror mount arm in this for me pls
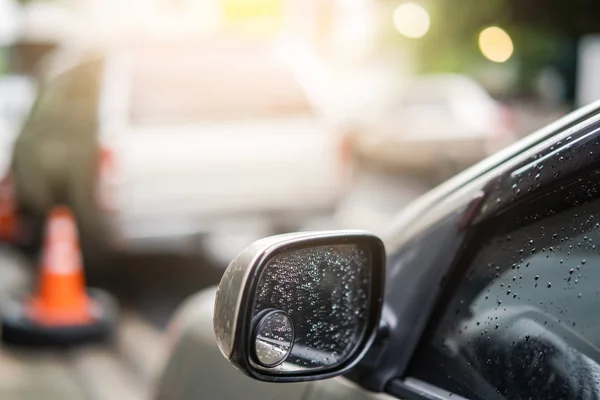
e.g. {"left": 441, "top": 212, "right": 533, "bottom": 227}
{"left": 344, "top": 317, "right": 391, "bottom": 387}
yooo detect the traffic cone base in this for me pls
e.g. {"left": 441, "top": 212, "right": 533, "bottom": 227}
{"left": 1, "top": 206, "right": 117, "bottom": 347}
{"left": 1, "top": 289, "right": 116, "bottom": 348}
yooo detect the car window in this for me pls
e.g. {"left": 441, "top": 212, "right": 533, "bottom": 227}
{"left": 408, "top": 172, "right": 600, "bottom": 400}
{"left": 129, "top": 44, "right": 313, "bottom": 124}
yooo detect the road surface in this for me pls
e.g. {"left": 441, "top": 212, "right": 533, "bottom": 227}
{"left": 0, "top": 245, "right": 224, "bottom": 399}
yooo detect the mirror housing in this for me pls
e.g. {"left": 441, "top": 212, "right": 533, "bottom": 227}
{"left": 214, "top": 230, "right": 385, "bottom": 382}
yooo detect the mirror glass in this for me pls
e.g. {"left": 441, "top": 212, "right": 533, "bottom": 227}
{"left": 251, "top": 244, "right": 371, "bottom": 373}
{"left": 253, "top": 310, "right": 294, "bottom": 367}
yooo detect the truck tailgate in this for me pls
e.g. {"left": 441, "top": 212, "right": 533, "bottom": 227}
{"left": 112, "top": 118, "right": 341, "bottom": 222}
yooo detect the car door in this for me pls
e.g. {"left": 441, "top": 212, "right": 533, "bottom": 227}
{"left": 151, "top": 101, "right": 600, "bottom": 400}
{"left": 329, "top": 102, "right": 600, "bottom": 400}
{"left": 152, "top": 100, "right": 600, "bottom": 400}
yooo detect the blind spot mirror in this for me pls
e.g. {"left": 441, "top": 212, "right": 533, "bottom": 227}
{"left": 253, "top": 310, "right": 294, "bottom": 368}
{"left": 214, "top": 230, "right": 385, "bottom": 382}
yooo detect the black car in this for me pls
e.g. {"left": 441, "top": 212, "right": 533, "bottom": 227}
{"left": 153, "top": 100, "right": 600, "bottom": 400}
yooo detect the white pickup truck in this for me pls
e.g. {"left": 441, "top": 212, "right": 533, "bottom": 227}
{"left": 11, "top": 39, "right": 350, "bottom": 265}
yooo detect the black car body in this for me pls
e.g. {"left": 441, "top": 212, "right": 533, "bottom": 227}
{"left": 155, "top": 101, "right": 600, "bottom": 400}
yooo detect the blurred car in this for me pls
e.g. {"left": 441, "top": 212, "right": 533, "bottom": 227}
{"left": 10, "top": 39, "right": 350, "bottom": 263}
{"left": 351, "top": 73, "right": 517, "bottom": 180}
{"left": 155, "top": 98, "right": 600, "bottom": 399}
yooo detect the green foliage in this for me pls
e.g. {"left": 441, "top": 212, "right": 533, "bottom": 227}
{"left": 511, "top": 26, "right": 562, "bottom": 92}
{"left": 381, "top": 0, "right": 563, "bottom": 92}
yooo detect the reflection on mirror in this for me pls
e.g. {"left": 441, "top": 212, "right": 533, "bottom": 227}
{"left": 251, "top": 244, "right": 371, "bottom": 374}
{"left": 252, "top": 310, "right": 294, "bottom": 368}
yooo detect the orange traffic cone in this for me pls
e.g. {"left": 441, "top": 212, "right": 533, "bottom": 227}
{"left": 1, "top": 206, "right": 116, "bottom": 347}
{"left": 0, "top": 175, "right": 17, "bottom": 243}
{"left": 28, "top": 206, "right": 91, "bottom": 325}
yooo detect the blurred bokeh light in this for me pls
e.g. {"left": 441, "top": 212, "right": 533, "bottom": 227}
{"left": 392, "top": 2, "right": 430, "bottom": 39}
{"left": 478, "top": 26, "right": 514, "bottom": 63}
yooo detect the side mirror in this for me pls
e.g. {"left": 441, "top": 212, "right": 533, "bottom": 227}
{"left": 214, "top": 230, "right": 385, "bottom": 382}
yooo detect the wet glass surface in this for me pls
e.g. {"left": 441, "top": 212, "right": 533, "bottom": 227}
{"left": 252, "top": 244, "right": 371, "bottom": 373}
{"left": 411, "top": 191, "right": 600, "bottom": 399}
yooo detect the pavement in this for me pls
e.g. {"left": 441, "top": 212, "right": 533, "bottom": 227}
{"left": 88, "top": 251, "right": 224, "bottom": 329}
{"left": 0, "top": 245, "right": 223, "bottom": 400}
